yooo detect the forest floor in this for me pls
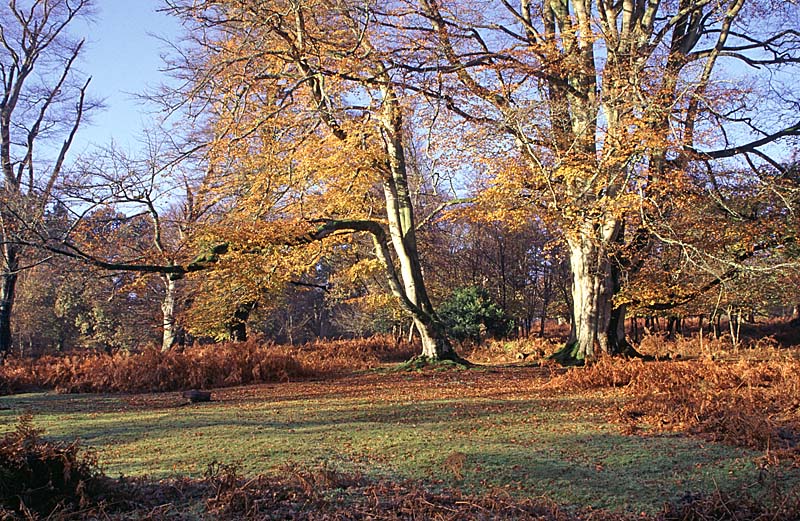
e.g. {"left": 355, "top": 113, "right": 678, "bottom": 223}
{"left": 3, "top": 342, "right": 800, "bottom": 519}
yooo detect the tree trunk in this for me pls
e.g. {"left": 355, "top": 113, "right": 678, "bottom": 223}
{"left": 161, "top": 275, "right": 178, "bottom": 352}
{"left": 539, "top": 272, "right": 551, "bottom": 337}
{"left": 562, "top": 234, "right": 615, "bottom": 361}
{"left": 228, "top": 304, "right": 252, "bottom": 342}
{"left": 608, "top": 303, "right": 633, "bottom": 353}
{"left": 552, "top": 221, "right": 634, "bottom": 364}
{"left": 376, "top": 80, "right": 455, "bottom": 361}
{"left": 667, "top": 316, "right": 678, "bottom": 340}
{"left": 0, "top": 246, "right": 19, "bottom": 359}
{"left": 415, "top": 317, "right": 457, "bottom": 360}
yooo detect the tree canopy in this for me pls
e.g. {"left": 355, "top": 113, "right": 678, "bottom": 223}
{"left": 1, "top": 0, "right": 798, "bottom": 360}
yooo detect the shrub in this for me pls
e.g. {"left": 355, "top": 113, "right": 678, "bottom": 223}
{"left": 438, "top": 287, "right": 513, "bottom": 343}
{"left": 661, "top": 487, "right": 800, "bottom": 521}
{"left": 0, "top": 415, "right": 103, "bottom": 518}
{"left": 550, "top": 357, "right": 800, "bottom": 453}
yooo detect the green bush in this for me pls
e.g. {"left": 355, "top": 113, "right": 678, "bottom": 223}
{"left": 438, "top": 287, "right": 513, "bottom": 342}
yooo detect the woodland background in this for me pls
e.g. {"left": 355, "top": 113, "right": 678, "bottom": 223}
{"left": 1, "top": 0, "right": 798, "bottom": 363}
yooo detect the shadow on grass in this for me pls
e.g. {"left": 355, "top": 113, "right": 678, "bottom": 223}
{"left": 2, "top": 393, "right": 595, "bottom": 443}
{"left": 450, "top": 433, "right": 763, "bottom": 511}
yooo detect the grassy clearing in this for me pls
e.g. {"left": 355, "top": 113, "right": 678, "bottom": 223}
{"left": 0, "top": 367, "right": 791, "bottom": 515}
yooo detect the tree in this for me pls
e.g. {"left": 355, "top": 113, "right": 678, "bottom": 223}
{"left": 0, "top": 0, "right": 95, "bottom": 358}
{"left": 621, "top": 160, "right": 800, "bottom": 328}
{"left": 49, "top": 131, "right": 219, "bottom": 352}
{"left": 423, "top": 207, "right": 570, "bottom": 337}
{"left": 397, "top": 0, "right": 800, "bottom": 362}
{"left": 2, "top": 119, "right": 220, "bottom": 354}
{"left": 164, "top": 0, "right": 463, "bottom": 360}
{"left": 14, "top": 255, "right": 163, "bottom": 354}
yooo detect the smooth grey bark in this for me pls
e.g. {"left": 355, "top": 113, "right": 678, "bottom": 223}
{"left": 563, "top": 218, "right": 622, "bottom": 360}
{"left": 376, "top": 82, "right": 456, "bottom": 361}
{"left": 296, "top": 8, "right": 457, "bottom": 361}
{"left": 160, "top": 275, "right": 178, "bottom": 352}
{"left": 420, "top": 0, "right": 793, "bottom": 364}
{"left": 416, "top": 317, "right": 451, "bottom": 359}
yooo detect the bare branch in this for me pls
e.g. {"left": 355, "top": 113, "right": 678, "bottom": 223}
{"left": 686, "top": 121, "right": 800, "bottom": 160}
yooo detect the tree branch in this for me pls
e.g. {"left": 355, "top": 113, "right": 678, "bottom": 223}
{"left": 686, "top": 121, "right": 800, "bottom": 160}
{"left": 415, "top": 197, "right": 473, "bottom": 231}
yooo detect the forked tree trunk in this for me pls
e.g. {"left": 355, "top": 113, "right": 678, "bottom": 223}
{"left": 553, "top": 222, "right": 633, "bottom": 364}
{"left": 301, "top": 56, "right": 455, "bottom": 361}
{"left": 392, "top": 234, "right": 456, "bottom": 360}
{"left": 376, "top": 81, "right": 456, "bottom": 362}
{"left": 293, "top": 37, "right": 455, "bottom": 361}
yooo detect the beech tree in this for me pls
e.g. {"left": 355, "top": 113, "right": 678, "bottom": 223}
{"left": 0, "top": 0, "right": 95, "bottom": 358}
{"left": 395, "top": 0, "right": 800, "bottom": 361}
{"left": 165, "top": 0, "right": 461, "bottom": 360}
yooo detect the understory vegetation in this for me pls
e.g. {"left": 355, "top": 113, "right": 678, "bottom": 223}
{"left": 3, "top": 431, "right": 800, "bottom": 520}
{"left": 0, "top": 336, "right": 414, "bottom": 395}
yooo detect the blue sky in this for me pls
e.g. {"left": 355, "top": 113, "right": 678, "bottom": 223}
{"left": 73, "top": 0, "right": 182, "bottom": 154}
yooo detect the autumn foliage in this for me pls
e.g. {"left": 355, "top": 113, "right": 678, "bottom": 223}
{"left": 551, "top": 356, "right": 800, "bottom": 454}
{"left": 163, "top": 463, "right": 800, "bottom": 521}
{"left": 0, "top": 336, "right": 414, "bottom": 395}
{"left": 0, "top": 416, "right": 103, "bottom": 518}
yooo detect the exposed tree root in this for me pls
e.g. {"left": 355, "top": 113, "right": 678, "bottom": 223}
{"left": 549, "top": 339, "right": 649, "bottom": 366}
{"left": 549, "top": 342, "right": 586, "bottom": 367}
{"left": 394, "top": 354, "right": 472, "bottom": 371}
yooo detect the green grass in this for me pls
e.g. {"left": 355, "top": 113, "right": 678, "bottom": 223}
{"left": 0, "top": 376, "right": 789, "bottom": 514}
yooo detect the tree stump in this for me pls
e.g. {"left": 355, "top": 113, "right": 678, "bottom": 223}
{"left": 182, "top": 390, "right": 212, "bottom": 403}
